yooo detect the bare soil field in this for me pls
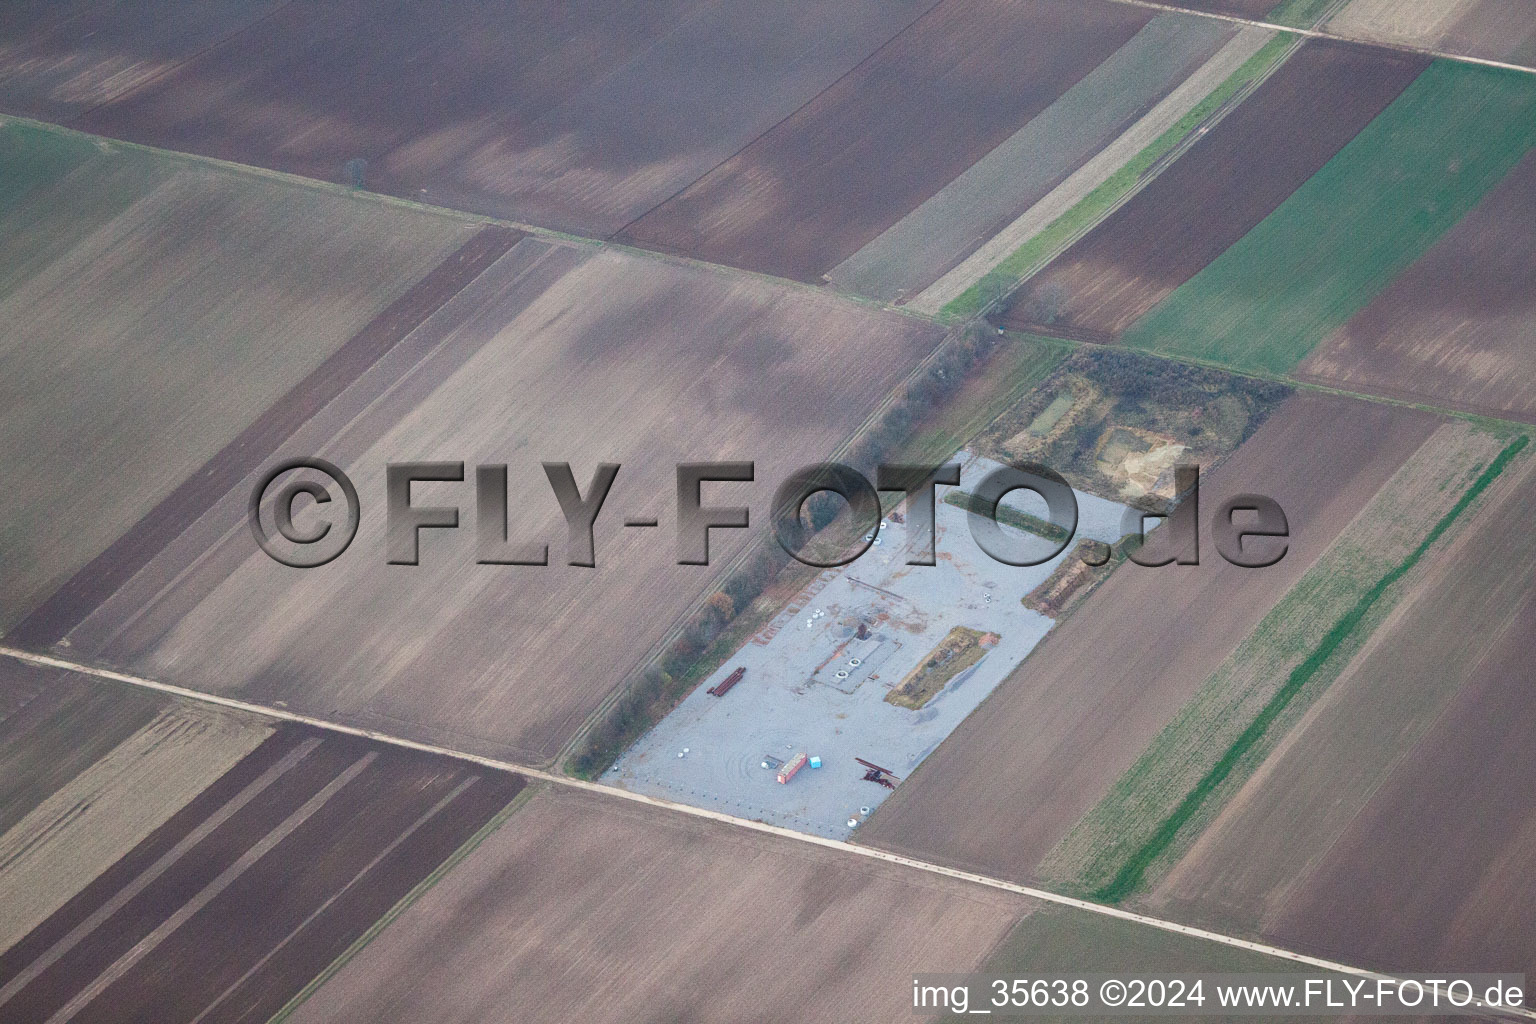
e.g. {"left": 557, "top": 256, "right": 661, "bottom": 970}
{"left": 0, "top": 0, "right": 284, "bottom": 122}
{"left": 1171, "top": 0, "right": 1283, "bottom": 16}
{"left": 1149, "top": 451, "right": 1536, "bottom": 973}
{"left": 0, "top": 122, "right": 475, "bottom": 635}
{"left": 64, "top": 244, "right": 942, "bottom": 764}
{"left": 1326, "top": 0, "right": 1536, "bottom": 64}
{"left": 620, "top": 0, "right": 1155, "bottom": 283}
{"left": 12, "top": 223, "right": 523, "bottom": 649}
{"left": 67, "top": 0, "right": 932, "bottom": 237}
{"left": 0, "top": 660, "right": 162, "bottom": 837}
{"left": 1155, "top": 442, "right": 1536, "bottom": 939}
{"left": 1045, "top": 422, "right": 1514, "bottom": 900}
{"left": 0, "top": 700, "right": 268, "bottom": 955}
{"left": 288, "top": 785, "right": 1026, "bottom": 1024}
{"left": 1001, "top": 40, "right": 1426, "bottom": 338}
{"left": 1297, "top": 150, "right": 1536, "bottom": 421}
{"left": 821, "top": 12, "right": 1238, "bottom": 301}
{"left": 1440, "top": 0, "right": 1536, "bottom": 64}
{"left": 1271, "top": 591, "right": 1536, "bottom": 975}
{"left": 857, "top": 394, "right": 1436, "bottom": 882}
{"left": 0, "top": 719, "right": 523, "bottom": 1024}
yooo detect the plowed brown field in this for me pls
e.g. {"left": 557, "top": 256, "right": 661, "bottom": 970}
{"left": 69, "top": 0, "right": 933, "bottom": 236}
{"left": 621, "top": 0, "right": 1154, "bottom": 282}
{"left": 287, "top": 786, "right": 1026, "bottom": 1024}
{"left": 1001, "top": 40, "right": 1426, "bottom": 338}
{"left": 857, "top": 394, "right": 1437, "bottom": 882}
{"left": 1298, "top": 149, "right": 1536, "bottom": 421}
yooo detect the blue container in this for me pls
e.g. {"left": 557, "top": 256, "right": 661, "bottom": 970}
{"left": 809, "top": 755, "right": 822, "bottom": 769}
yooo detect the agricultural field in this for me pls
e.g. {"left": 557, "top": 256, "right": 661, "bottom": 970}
{"left": 856, "top": 394, "right": 1437, "bottom": 881}
{"left": 608, "top": 457, "right": 1135, "bottom": 838}
{"left": 919, "top": 24, "right": 1279, "bottom": 317}
{"left": 622, "top": 0, "right": 1160, "bottom": 284}
{"left": 1297, "top": 149, "right": 1536, "bottom": 421}
{"left": 1323, "top": 0, "right": 1536, "bottom": 65}
{"left": 1123, "top": 59, "right": 1536, "bottom": 374}
{"left": 1041, "top": 422, "right": 1521, "bottom": 902}
{"left": 0, "top": 0, "right": 284, "bottom": 122}
{"left": 56, "top": 243, "right": 942, "bottom": 764}
{"left": 6, "top": 0, "right": 1536, "bottom": 1017}
{"left": 1002, "top": 38, "right": 1426, "bottom": 340}
{"left": 282, "top": 785, "right": 1027, "bottom": 1024}
{"left": 1151, "top": 443, "right": 1536, "bottom": 976}
{"left": 61, "top": 0, "right": 939, "bottom": 237}
{"left": 0, "top": 657, "right": 523, "bottom": 1024}
{"left": 0, "top": 119, "right": 478, "bottom": 637}
{"left": 823, "top": 10, "right": 1238, "bottom": 302}
{"left": 0, "top": 658, "right": 269, "bottom": 953}
{"left": 1168, "top": 0, "right": 1284, "bottom": 17}
{"left": 970, "top": 346, "right": 1290, "bottom": 510}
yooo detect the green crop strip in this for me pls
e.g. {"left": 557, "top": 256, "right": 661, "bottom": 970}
{"left": 943, "top": 488, "right": 1073, "bottom": 545}
{"left": 1092, "top": 433, "right": 1529, "bottom": 904}
{"left": 1266, "top": 0, "right": 1342, "bottom": 29}
{"left": 1122, "top": 60, "right": 1536, "bottom": 374}
{"left": 942, "top": 32, "right": 1296, "bottom": 319}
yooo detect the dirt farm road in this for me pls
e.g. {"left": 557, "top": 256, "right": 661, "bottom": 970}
{"left": 5, "top": 646, "right": 1531, "bottom": 1022}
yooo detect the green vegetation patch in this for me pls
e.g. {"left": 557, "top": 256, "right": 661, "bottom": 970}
{"left": 0, "top": 119, "right": 105, "bottom": 219}
{"left": 1123, "top": 60, "right": 1536, "bottom": 374}
{"left": 942, "top": 33, "right": 1296, "bottom": 319}
{"left": 943, "top": 489, "right": 1072, "bottom": 545}
{"left": 971, "top": 345, "right": 1289, "bottom": 511}
{"left": 1047, "top": 429, "right": 1528, "bottom": 904}
{"left": 1266, "top": 0, "right": 1343, "bottom": 29}
{"left": 887, "top": 627, "right": 995, "bottom": 710}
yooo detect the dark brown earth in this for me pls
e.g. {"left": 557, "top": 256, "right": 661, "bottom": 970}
{"left": 63, "top": 246, "right": 942, "bottom": 765}
{"left": 0, "top": 661, "right": 160, "bottom": 835}
{"left": 0, "top": 0, "right": 285, "bottom": 122}
{"left": 0, "top": 724, "right": 523, "bottom": 1024}
{"left": 9, "top": 225, "right": 522, "bottom": 650}
{"left": 857, "top": 394, "right": 1438, "bottom": 882}
{"left": 12, "top": 225, "right": 521, "bottom": 648}
{"left": 1442, "top": 0, "right": 1536, "bottom": 65}
{"left": 0, "top": 728, "right": 307, "bottom": 991}
{"left": 286, "top": 786, "right": 1026, "bottom": 1024}
{"left": 67, "top": 0, "right": 933, "bottom": 236}
{"left": 1270, "top": 465, "right": 1536, "bottom": 977}
{"left": 1297, "top": 148, "right": 1536, "bottom": 422}
{"left": 1002, "top": 40, "right": 1427, "bottom": 337}
{"left": 620, "top": 0, "right": 1155, "bottom": 283}
{"left": 1164, "top": 0, "right": 1281, "bottom": 18}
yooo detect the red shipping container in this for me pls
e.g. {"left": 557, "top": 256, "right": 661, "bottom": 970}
{"left": 777, "top": 752, "right": 808, "bottom": 784}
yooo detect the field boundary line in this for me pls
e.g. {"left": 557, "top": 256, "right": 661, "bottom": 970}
{"left": 609, "top": 0, "right": 950, "bottom": 240}
{"left": 931, "top": 27, "right": 1299, "bottom": 321}
{"left": 4, "top": 647, "right": 1532, "bottom": 1022}
{"left": 1102, "top": 0, "right": 1536, "bottom": 74}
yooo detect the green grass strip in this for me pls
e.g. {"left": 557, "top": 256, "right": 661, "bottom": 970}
{"left": 1266, "top": 0, "right": 1341, "bottom": 29}
{"left": 1123, "top": 60, "right": 1536, "bottom": 374}
{"left": 1093, "top": 434, "right": 1528, "bottom": 904}
{"left": 0, "top": 119, "right": 103, "bottom": 220}
{"left": 943, "top": 488, "right": 1073, "bottom": 545}
{"left": 941, "top": 32, "right": 1296, "bottom": 319}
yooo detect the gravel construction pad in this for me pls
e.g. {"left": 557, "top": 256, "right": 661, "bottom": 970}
{"left": 610, "top": 453, "right": 1132, "bottom": 839}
